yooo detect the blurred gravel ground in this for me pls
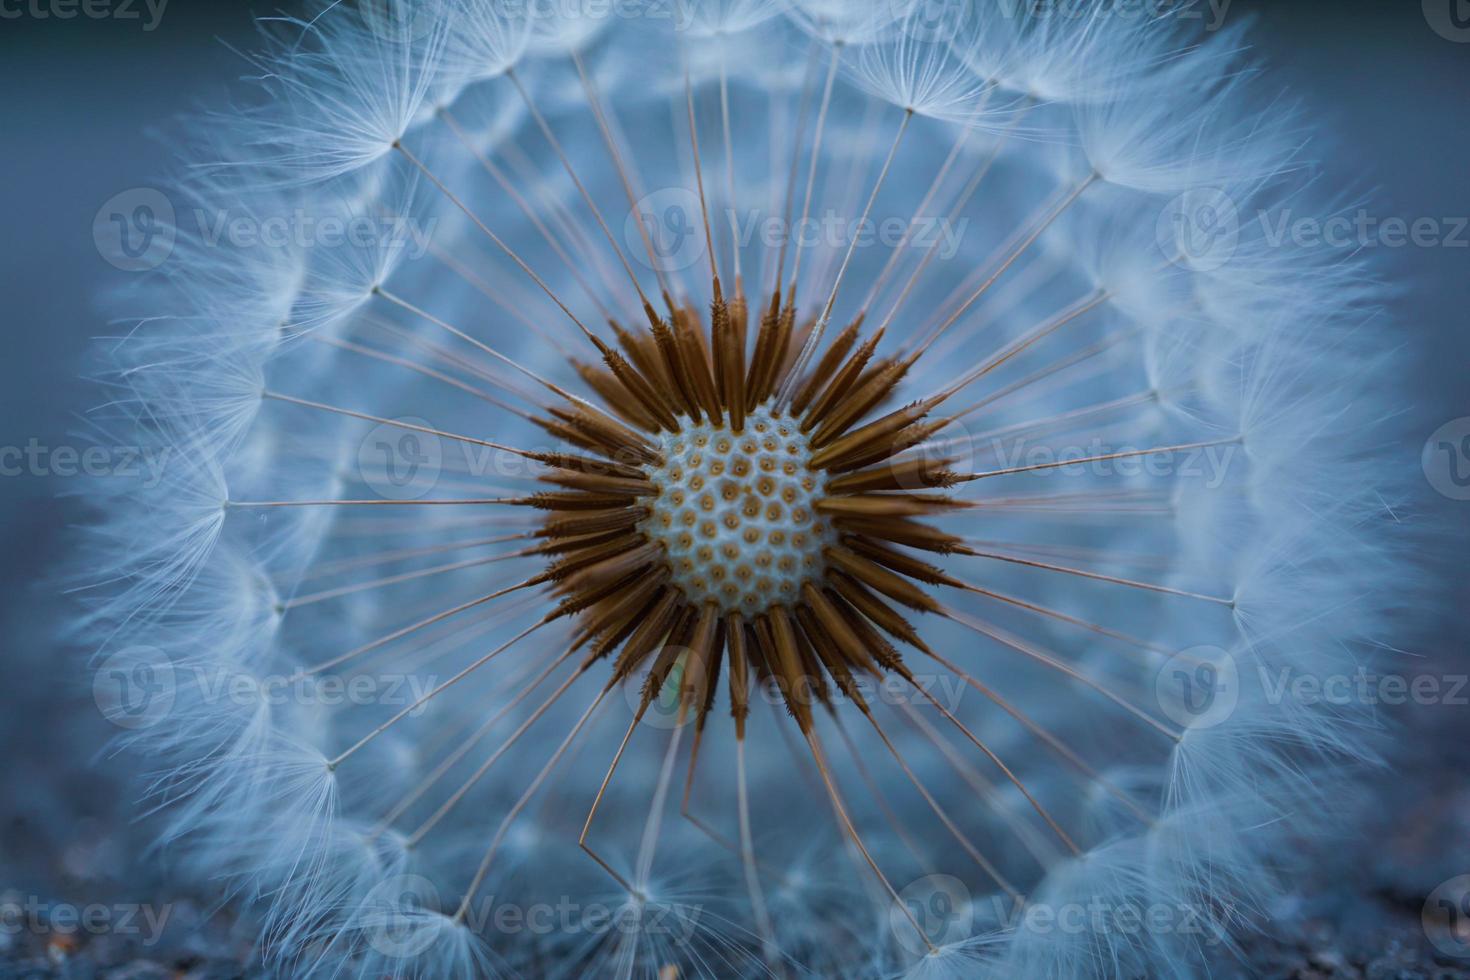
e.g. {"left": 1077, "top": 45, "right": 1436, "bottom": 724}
{"left": 2, "top": 785, "right": 1466, "bottom": 979}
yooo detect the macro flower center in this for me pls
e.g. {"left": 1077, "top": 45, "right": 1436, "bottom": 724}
{"left": 640, "top": 403, "right": 835, "bottom": 614}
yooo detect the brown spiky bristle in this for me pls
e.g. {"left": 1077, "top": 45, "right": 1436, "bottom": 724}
{"left": 535, "top": 280, "right": 959, "bottom": 729}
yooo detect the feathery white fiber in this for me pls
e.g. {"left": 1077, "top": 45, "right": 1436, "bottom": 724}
{"left": 80, "top": 2, "right": 1413, "bottom": 977}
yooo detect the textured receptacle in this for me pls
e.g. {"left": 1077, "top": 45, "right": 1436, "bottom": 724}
{"left": 640, "top": 404, "right": 834, "bottom": 614}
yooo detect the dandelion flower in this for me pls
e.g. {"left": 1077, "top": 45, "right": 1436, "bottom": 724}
{"left": 85, "top": 1, "right": 1409, "bottom": 977}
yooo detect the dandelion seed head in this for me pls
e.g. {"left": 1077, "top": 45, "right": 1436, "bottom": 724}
{"left": 642, "top": 402, "right": 835, "bottom": 614}
{"left": 77, "top": 0, "right": 1416, "bottom": 976}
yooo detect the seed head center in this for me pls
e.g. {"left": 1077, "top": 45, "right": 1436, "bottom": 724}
{"left": 640, "top": 405, "right": 835, "bottom": 614}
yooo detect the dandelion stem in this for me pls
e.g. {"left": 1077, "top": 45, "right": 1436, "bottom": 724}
{"left": 570, "top": 49, "right": 676, "bottom": 301}
{"left": 327, "top": 620, "right": 545, "bottom": 770}
{"left": 437, "top": 106, "right": 616, "bottom": 321}
{"left": 373, "top": 646, "right": 578, "bottom": 837}
{"left": 859, "top": 703, "right": 1022, "bottom": 899}
{"left": 889, "top": 667, "right": 1083, "bottom": 856}
{"left": 876, "top": 99, "right": 1032, "bottom": 334}
{"left": 920, "top": 171, "right": 1099, "bottom": 348}
{"left": 683, "top": 65, "right": 720, "bottom": 288}
{"left": 915, "top": 647, "right": 1156, "bottom": 826}
{"left": 579, "top": 711, "right": 644, "bottom": 897}
{"left": 391, "top": 141, "right": 602, "bottom": 343}
{"left": 960, "top": 436, "right": 1243, "bottom": 481}
{"left": 453, "top": 684, "right": 612, "bottom": 922}
{"left": 780, "top": 109, "right": 914, "bottom": 407}
{"left": 941, "top": 605, "right": 1183, "bottom": 742}
{"left": 735, "top": 737, "right": 783, "bottom": 976}
{"left": 282, "top": 548, "right": 534, "bottom": 610}
{"left": 410, "top": 654, "right": 596, "bottom": 846}
{"left": 802, "top": 730, "right": 939, "bottom": 955}
{"left": 789, "top": 43, "right": 845, "bottom": 294}
{"left": 965, "top": 545, "right": 1232, "bottom": 605}
{"left": 506, "top": 68, "right": 657, "bottom": 316}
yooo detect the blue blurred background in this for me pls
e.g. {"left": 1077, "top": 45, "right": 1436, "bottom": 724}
{"left": 0, "top": 1, "right": 1465, "bottom": 974}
